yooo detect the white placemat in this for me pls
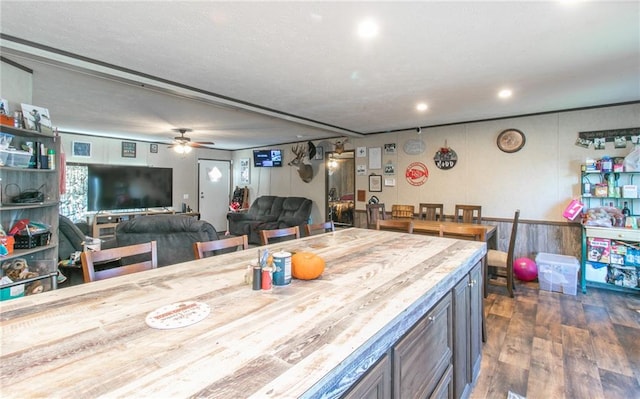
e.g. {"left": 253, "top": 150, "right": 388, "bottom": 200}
{"left": 145, "top": 301, "right": 210, "bottom": 330}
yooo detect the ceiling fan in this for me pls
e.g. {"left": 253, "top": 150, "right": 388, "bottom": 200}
{"left": 168, "top": 128, "right": 215, "bottom": 153}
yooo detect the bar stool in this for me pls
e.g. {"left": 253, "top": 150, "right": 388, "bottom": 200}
{"left": 419, "top": 203, "right": 444, "bottom": 221}
{"left": 454, "top": 205, "right": 482, "bottom": 224}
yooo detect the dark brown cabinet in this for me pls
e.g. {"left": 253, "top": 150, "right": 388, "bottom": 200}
{"left": 453, "top": 262, "right": 483, "bottom": 399}
{"left": 340, "top": 261, "right": 482, "bottom": 399}
{"left": 394, "top": 293, "right": 453, "bottom": 399}
{"left": 342, "top": 353, "right": 391, "bottom": 399}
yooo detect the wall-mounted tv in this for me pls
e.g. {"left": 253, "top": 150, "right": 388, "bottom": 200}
{"left": 253, "top": 149, "right": 283, "bottom": 167}
{"left": 87, "top": 165, "right": 173, "bottom": 211}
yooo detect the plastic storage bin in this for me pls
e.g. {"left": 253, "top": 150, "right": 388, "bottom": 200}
{"left": 535, "top": 252, "right": 580, "bottom": 295}
{"left": 0, "top": 149, "right": 32, "bottom": 168}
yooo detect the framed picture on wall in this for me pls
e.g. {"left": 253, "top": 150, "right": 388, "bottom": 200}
{"left": 240, "top": 158, "right": 250, "bottom": 184}
{"left": 122, "top": 141, "right": 137, "bottom": 158}
{"left": 369, "top": 174, "right": 382, "bottom": 192}
{"left": 72, "top": 141, "right": 92, "bottom": 158}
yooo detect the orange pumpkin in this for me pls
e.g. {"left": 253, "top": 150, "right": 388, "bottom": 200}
{"left": 291, "top": 252, "right": 325, "bottom": 280}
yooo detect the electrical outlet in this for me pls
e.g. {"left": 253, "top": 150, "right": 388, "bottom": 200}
{"left": 183, "top": 194, "right": 189, "bottom": 200}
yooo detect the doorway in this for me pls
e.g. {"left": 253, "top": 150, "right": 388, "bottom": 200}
{"left": 198, "top": 159, "right": 231, "bottom": 232}
{"left": 325, "top": 150, "right": 355, "bottom": 227}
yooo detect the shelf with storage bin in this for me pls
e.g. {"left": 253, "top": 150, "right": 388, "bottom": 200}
{"left": 0, "top": 124, "right": 59, "bottom": 297}
{"left": 581, "top": 170, "right": 640, "bottom": 215}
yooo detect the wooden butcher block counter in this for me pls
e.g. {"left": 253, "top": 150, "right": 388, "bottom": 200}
{"left": 0, "top": 228, "right": 486, "bottom": 399}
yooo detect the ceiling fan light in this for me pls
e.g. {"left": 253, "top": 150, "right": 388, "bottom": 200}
{"left": 174, "top": 143, "right": 191, "bottom": 154}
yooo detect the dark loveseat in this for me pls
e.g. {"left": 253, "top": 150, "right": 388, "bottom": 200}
{"left": 227, "top": 196, "right": 312, "bottom": 244}
{"left": 58, "top": 214, "right": 220, "bottom": 285}
{"left": 115, "top": 214, "right": 219, "bottom": 267}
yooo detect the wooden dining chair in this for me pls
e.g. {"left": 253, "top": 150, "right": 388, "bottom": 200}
{"left": 376, "top": 219, "right": 414, "bottom": 233}
{"left": 391, "top": 204, "right": 415, "bottom": 219}
{"left": 260, "top": 226, "right": 300, "bottom": 245}
{"left": 81, "top": 241, "right": 158, "bottom": 283}
{"left": 305, "top": 221, "right": 335, "bottom": 236}
{"left": 366, "top": 203, "right": 387, "bottom": 228}
{"left": 486, "top": 210, "right": 520, "bottom": 298}
{"left": 454, "top": 205, "right": 482, "bottom": 224}
{"left": 193, "top": 235, "right": 249, "bottom": 259}
{"left": 438, "top": 224, "right": 486, "bottom": 242}
{"left": 419, "top": 203, "right": 444, "bottom": 221}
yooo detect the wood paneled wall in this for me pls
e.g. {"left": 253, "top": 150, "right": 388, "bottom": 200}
{"left": 353, "top": 211, "right": 583, "bottom": 261}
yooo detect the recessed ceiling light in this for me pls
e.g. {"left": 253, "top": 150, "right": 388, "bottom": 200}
{"left": 357, "top": 19, "right": 379, "bottom": 38}
{"left": 416, "top": 103, "right": 428, "bottom": 112}
{"left": 498, "top": 89, "right": 512, "bottom": 99}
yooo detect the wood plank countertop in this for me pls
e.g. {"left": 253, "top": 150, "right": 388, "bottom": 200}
{"left": 0, "top": 228, "right": 485, "bottom": 398}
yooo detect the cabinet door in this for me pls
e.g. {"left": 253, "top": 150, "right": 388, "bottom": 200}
{"left": 453, "top": 275, "right": 470, "bottom": 399}
{"left": 342, "top": 353, "right": 391, "bottom": 399}
{"left": 430, "top": 365, "right": 453, "bottom": 399}
{"left": 469, "top": 262, "right": 483, "bottom": 380}
{"left": 393, "top": 293, "right": 452, "bottom": 399}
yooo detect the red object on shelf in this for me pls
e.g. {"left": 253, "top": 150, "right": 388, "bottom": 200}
{"left": 8, "top": 219, "right": 29, "bottom": 236}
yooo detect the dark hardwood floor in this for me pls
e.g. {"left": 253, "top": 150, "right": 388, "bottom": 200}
{"left": 471, "top": 281, "right": 640, "bottom": 399}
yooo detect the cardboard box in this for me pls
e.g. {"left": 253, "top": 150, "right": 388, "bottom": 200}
{"left": 587, "top": 237, "right": 611, "bottom": 263}
{"left": 594, "top": 184, "right": 608, "bottom": 197}
{"left": 610, "top": 243, "right": 627, "bottom": 265}
{"left": 623, "top": 185, "right": 638, "bottom": 198}
{"left": 536, "top": 253, "right": 580, "bottom": 296}
{"left": 625, "top": 247, "right": 640, "bottom": 267}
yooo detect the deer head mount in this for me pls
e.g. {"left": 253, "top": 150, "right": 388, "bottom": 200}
{"left": 334, "top": 138, "right": 349, "bottom": 154}
{"left": 289, "top": 144, "right": 314, "bottom": 183}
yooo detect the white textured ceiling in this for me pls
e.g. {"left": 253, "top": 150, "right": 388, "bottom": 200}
{"left": 1, "top": 1, "right": 638, "bottom": 150}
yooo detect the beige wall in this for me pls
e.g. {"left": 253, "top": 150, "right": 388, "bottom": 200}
{"left": 231, "top": 103, "right": 639, "bottom": 224}
{"left": 59, "top": 103, "right": 640, "bottom": 228}
{"left": 348, "top": 103, "right": 639, "bottom": 222}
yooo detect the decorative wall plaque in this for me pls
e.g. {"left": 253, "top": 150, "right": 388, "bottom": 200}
{"left": 405, "top": 162, "right": 429, "bottom": 186}
{"left": 403, "top": 139, "right": 426, "bottom": 155}
{"left": 434, "top": 144, "right": 458, "bottom": 170}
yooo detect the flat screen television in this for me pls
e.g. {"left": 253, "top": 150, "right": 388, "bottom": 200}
{"left": 87, "top": 165, "right": 173, "bottom": 211}
{"left": 253, "top": 149, "right": 283, "bottom": 167}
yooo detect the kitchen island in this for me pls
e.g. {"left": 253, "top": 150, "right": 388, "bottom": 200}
{"left": 0, "top": 228, "right": 485, "bottom": 398}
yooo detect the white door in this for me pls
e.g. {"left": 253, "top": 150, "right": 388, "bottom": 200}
{"left": 198, "top": 159, "right": 231, "bottom": 232}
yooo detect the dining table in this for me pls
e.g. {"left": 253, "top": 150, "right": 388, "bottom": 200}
{"left": 411, "top": 219, "right": 497, "bottom": 249}
{"left": 0, "top": 228, "right": 486, "bottom": 399}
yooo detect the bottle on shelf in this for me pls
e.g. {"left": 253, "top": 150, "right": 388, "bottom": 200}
{"left": 622, "top": 201, "right": 631, "bottom": 218}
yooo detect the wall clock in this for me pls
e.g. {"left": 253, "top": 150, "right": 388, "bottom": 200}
{"left": 497, "top": 129, "right": 526, "bottom": 153}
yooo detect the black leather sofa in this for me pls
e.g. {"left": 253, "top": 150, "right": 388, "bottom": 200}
{"left": 115, "top": 214, "right": 219, "bottom": 267}
{"left": 227, "top": 196, "right": 312, "bottom": 244}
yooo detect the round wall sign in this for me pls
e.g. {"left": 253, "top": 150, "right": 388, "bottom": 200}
{"left": 434, "top": 146, "right": 458, "bottom": 170}
{"left": 405, "top": 162, "right": 429, "bottom": 186}
{"left": 403, "top": 139, "right": 426, "bottom": 155}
